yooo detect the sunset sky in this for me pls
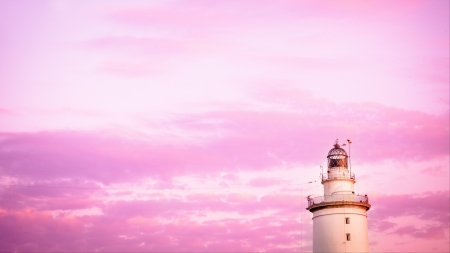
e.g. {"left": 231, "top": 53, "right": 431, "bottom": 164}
{"left": 0, "top": 0, "right": 449, "bottom": 252}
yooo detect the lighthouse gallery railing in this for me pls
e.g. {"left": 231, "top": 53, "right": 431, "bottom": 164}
{"left": 321, "top": 172, "right": 355, "bottom": 181}
{"left": 307, "top": 194, "right": 369, "bottom": 207}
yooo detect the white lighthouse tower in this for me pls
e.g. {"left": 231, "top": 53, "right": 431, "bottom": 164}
{"left": 307, "top": 140, "right": 370, "bottom": 252}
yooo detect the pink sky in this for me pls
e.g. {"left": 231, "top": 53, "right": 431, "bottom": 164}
{"left": 0, "top": 0, "right": 449, "bottom": 252}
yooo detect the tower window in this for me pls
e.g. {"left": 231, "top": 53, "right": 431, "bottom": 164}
{"left": 346, "top": 233, "right": 351, "bottom": 241}
{"left": 345, "top": 217, "right": 350, "bottom": 224}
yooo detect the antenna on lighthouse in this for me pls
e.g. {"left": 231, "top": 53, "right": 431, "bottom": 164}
{"left": 347, "top": 138, "right": 352, "bottom": 174}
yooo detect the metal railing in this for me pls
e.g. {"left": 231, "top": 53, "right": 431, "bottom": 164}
{"left": 307, "top": 194, "right": 369, "bottom": 208}
{"left": 321, "top": 172, "right": 355, "bottom": 181}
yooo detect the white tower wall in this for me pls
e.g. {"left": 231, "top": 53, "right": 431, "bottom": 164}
{"left": 323, "top": 178, "right": 354, "bottom": 196}
{"left": 312, "top": 206, "right": 369, "bottom": 253}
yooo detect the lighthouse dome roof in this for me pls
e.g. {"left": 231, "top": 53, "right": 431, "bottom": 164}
{"left": 327, "top": 143, "right": 348, "bottom": 158}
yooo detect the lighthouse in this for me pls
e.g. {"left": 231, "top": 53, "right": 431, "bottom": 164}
{"left": 307, "top": 140, "right": 370, "bottom": 252}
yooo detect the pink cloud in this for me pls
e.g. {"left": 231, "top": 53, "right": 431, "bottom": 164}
{"left": 0, "top": 92, "right": 447, "bottom": 185}
{"left": 0, "top": 209, "right": 85, "bottom": 251}
{"left": 0, "top": 189, "right": 101, "bottom": 211}
{"left": 0, "top": 178, "right": 447, "bottom": 251}
{"left": 247, "top": 177, "right": 286, "bottom": 187}
{"left": 84, "top": 36, "right": 186, "bottom": 55}
{"left": 82, "top": 36, "right": 188, "bottom": 77}
{"left": 98, "top": 61, "right": 166, "bottom": 77}
{"left": 0, "top": 205, "right": 309, "bottom": 251}
{"left": 370, "top": 220, "right": 396, "bottom": 232}
{"left": 107, "top": 0, "right": 432, "bottom": 33}
{"left": 108, "top": 1, "right": 263, "bottom": 36}
{"left": 394, "top": 225, "right": 446, "bottom": 240}
{"left": 369, "top": 191, "right": 449, "bottom": 240}
{"left": 221, "top": 173, "right": 239, "bottom": 181}
{"left": 370, "top": 191, "right": 449, "bottom": 222}
{"left": 420, "top": 165, "right": 445, "bottom": 175}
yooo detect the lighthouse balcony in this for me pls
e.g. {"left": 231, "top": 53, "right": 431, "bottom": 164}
{"left": 321, "top": 172, "right": 355, "bottom": 182}
{"left": 307, "top": 194, "right": 370, "bottom": 211}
